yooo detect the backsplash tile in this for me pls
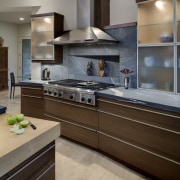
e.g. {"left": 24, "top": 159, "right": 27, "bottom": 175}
{"left": 42, "top": 25, "right": 137, "bottom": 88}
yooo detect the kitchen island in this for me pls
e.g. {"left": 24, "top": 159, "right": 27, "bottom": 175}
{"left": 0, "top": 113, "right": 60, "bottom": 179}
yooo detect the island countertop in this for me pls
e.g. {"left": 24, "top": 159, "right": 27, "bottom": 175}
{"left": 0, "top": 113, "right": 60, "bottom": 177}
{"left": 96, "top": 87, "right": 180, "bottom": 113}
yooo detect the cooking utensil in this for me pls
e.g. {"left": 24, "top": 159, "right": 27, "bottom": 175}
{"left": 29, "top": 121, "right": 37, "bottom": 130}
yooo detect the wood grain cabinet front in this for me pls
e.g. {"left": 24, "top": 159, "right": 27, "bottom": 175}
{"left": 1, "top": 141, "right": 55, "bottom": 180}
{"left": 0, "top": 47, "right": 8, "bottom": 90}
{"left": 21, "top": 86, "right": 44, "bottom": 119}
{"left": 44, "top": 97, "right": 98, "bottom": 148}
{"left": 98, "top": 97, "right": 180, "bottom": 180}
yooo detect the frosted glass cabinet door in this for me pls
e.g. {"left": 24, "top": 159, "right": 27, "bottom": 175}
{"left": 138, "top": 46, "right": 174, "bottom": 92}
{"left": 31, "top": 16, "right": 53, "bottom": 32}
{"left": 31, "top": 12, "right": 64, "bottom": 63}
{"left": 138, "top": 0, "right": 173, "bottom": 44}
{"left": 177, "top": 0, "right": 180, "bottom": 42}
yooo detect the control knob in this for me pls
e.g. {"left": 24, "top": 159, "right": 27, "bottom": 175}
{"left": 87, "top": 98, "right": 92, "bottom": 104}
{"left": 70, "top": 94, "right": 75, "bottom": 100}
{"left": 54, "top": 91, "right": 57, "bottom": 96}
{"left": 44, "top": 89, "right": 48, "bottom": 94}
{"left": 81, "top": 97, "right": 86, "bottom": 102}
{"left": 48, "top": 90, "right": 52, "bottom": 95}
{"left": 59, "top": 92, "right": 63, "bottom": 97}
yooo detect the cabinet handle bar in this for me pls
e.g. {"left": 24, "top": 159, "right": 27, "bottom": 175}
{"left": 45, "top": 113, "right": 97, "bottom": 132}
{"left": 99, "top": 110, "right": 180, "bottom": 135}
{"left": 99, "top": 131, "right": 180, "bottom": 166}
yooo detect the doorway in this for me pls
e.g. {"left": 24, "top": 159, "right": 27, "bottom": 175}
{"left": 22, "top": 39, "right": 31, "bottom": 81}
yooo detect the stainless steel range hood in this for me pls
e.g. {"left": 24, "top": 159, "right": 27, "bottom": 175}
{"left": 48, "top": 26, "right": 118, "bottom": 45}
{"left": 47, "top": 0, "right": 118, "bottom": 45}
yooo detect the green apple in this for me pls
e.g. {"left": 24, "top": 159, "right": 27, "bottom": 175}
{"left": 7, "top": 115, "right": 17, "bottom": 125}
{"left": 20, "top": 120, "right": 29, "bottom": 127}
{"left": 16, "top": 113, "right": 24, "bottom": 122}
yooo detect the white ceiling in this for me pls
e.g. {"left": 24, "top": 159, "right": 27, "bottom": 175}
{"left": 0, "top": 6, "right": 40, "bottom": 24}
{"left": 0, "top": 11, "right": 32, "bottom": 24}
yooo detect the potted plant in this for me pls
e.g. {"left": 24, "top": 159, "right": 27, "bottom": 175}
{"left": 120, "top": 68, "right": 133, "bottom": 89}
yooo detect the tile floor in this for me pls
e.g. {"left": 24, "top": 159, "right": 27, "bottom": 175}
{"left": 0, "top": 87, "right": 149, "bottom": 180}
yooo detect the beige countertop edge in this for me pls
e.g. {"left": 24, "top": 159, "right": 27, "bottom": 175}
{"left": 0, "top": 114, "right": 60, "bottom": 177}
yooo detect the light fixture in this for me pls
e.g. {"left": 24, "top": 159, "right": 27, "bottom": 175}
{"left": 19, "top": 17, "right": 24, "bottom": 21}
{"left": 155, "top": 0, "right": 165, "bottom": 10}
{"left": 44, "top": 17, "right": 51, "bottom": 23}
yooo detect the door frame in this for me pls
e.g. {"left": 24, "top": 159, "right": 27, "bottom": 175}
{"left": 18, "top": 37, "right": 31, "bottom": 82}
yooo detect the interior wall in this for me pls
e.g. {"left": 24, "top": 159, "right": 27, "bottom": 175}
{"left": 34, "top": 0, "right": 77, "bottom": 30}
{"left": 0, "top": 0, "right": 138, "bottom": 82}
{"left": 110, "top": 0, "right": 138, "bottom": 25}
{"left": 0, "top": 22, "right": 18, "bottom": 87}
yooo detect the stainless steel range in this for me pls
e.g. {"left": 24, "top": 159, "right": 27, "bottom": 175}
{"left": 43, "top": 79, "right": 116, "bottom": 106}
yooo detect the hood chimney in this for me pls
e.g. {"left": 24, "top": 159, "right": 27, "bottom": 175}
{"left": 47, "top": 0, "right": 118, "bottom": 45}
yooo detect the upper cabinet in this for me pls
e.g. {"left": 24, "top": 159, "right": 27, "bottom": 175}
{"left": 137, "top": 0, "right": 180, "bottom": 94}
{"left": 138, "top": 0, "right": 173, "bottom": 44}
{"left": 31, "top": 12, "right": 64, "bottom": 64}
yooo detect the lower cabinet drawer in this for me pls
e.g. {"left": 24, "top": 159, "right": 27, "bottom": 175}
{"left": 62, "top": 121, "right": 98, "bottom": 149}
{"left": 45, "top": 114, "right": 98, "bottom": 149}
{"left": 99, "top": 133, "right": 180, "bottom": 180}
{"left": 99, "top": 112, "right": 180, "bottom": 162}
{"left": 44, "top": 97, "right": 98, "bottom": 129}
{"left": 21, "top": 96, "right": 44, "bottom": 119}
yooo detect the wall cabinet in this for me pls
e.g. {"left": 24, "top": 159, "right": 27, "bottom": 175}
{"left": 44, "top": 97, "right": 98, "bottom": 149}
{"left": 21, "top": 86, "right": 44, "bottom": 119}
{"left": 31, "top": 12, "right": 64, "bottom": 64}
{"left": 137, "top": 0, "right": 180, "bottom": 93}
{"left": 98, "top": 97, "right": 180, "bottom": 180}
{"left": 0, "top": 47, "right": 8, "bottom": 90}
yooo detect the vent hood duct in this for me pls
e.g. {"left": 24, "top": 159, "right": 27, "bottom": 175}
{"left": 47, "top": 0, "right": 118, "bottom": 45}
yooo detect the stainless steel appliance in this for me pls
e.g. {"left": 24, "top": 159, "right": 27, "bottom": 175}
{"left": 43, "top": 79, "right": 116, "bottom": 106}
{"left": 42, "top": 68, "right": 50, "bottom": 80}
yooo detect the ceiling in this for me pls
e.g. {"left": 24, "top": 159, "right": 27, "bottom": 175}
{"left": 0, "top": 7, "right": 40, "bottom": 24}
{"left": 0, "top": 11, "right": 31, "bottom": 24}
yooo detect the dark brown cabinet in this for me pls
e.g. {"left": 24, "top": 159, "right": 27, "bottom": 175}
{"left": 98, "top": 97, "right": 180, "bottom": 180}
{"left": 31, "top": 12, "right": 64, "bottom": 64}
{"left": 44, "top": 97, "right": 98, "bottom": 148}
{"left": 1, "top": 141, "right": 55, "bottom": 180}
{"left": 0, "top": 47, "right": 8, "bottom": 90}
{"left": 21, "top": 86, "right": 44, "bottom": 119}
{"left": 94, "top": 0, "right": 110, "bottom": 29}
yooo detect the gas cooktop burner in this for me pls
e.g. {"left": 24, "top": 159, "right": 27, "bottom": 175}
{"left": 44, "top": 79, "right": 117, "bottom": 106}
{"left": 48, "top": 79, "right": 116, "bottom": 90}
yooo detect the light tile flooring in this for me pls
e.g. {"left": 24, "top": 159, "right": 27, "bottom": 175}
{"left": 0, "top": 87, "right": 149, "bottom": 180}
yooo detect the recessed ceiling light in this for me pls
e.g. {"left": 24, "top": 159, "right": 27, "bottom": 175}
{"left": 19, "top": 17, "right": 24, "bottom": 21}
{"left": 155, "top": 0, "right": 165, "bottom": 10}
{"left": 44, "top": 17, "right": 51, "bottom": 23}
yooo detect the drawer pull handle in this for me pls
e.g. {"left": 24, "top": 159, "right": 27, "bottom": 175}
{"left": 99, "top": 131, "right": 180, "bottom": 166}
{"left": 45, "top": 113, "right": 97, "bottom": 132}
{"left": 22, "top": 95, "right": 42, "bottom": 99}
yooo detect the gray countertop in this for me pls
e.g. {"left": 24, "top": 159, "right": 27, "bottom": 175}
{"left": 19, "top": 80, "right": 180, "bottom": 113}
{"left": 19, "top": 79, "right": 52, "bottom": 86}
{"left": 96, "top": 87, "right": 180, "bottom": 113}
